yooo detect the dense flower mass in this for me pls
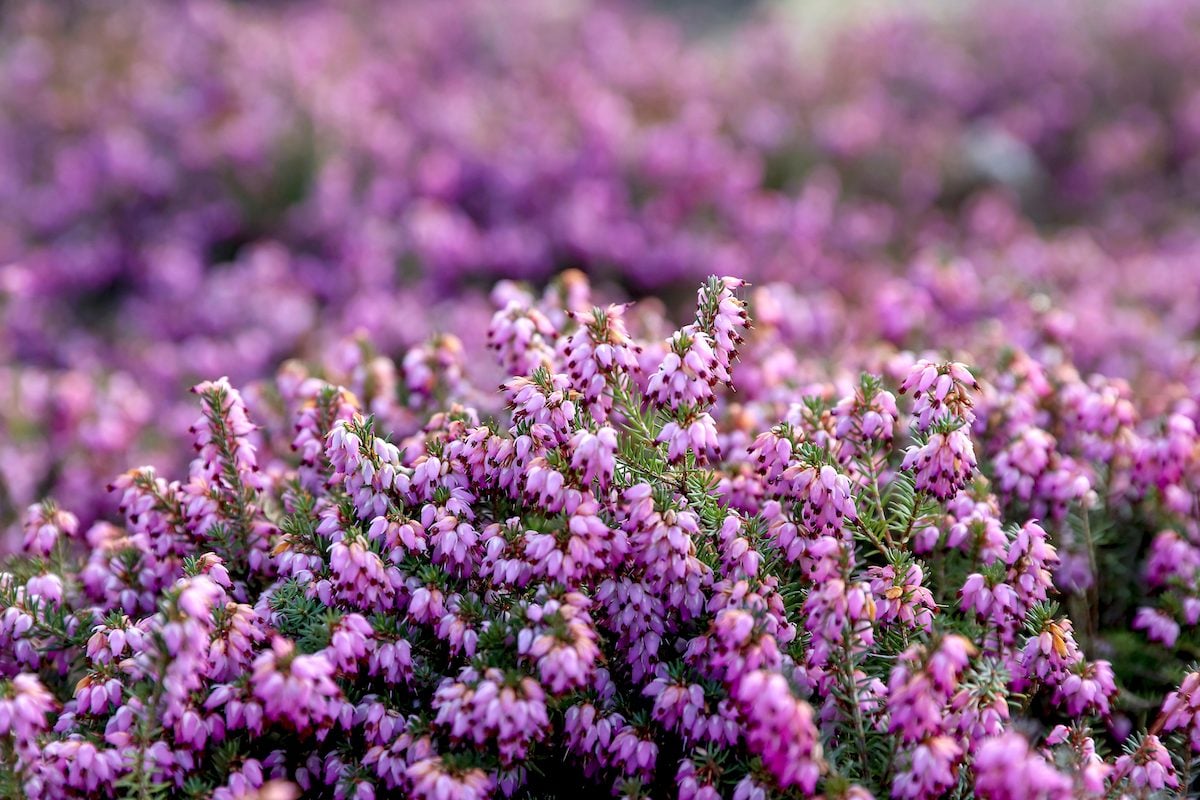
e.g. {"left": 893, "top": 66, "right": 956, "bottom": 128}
{"left": 2, "top": 271, "right": 1200, "bottom": 798}
{"left": 4, "top": 0, "right": 1200, "bottom": 797}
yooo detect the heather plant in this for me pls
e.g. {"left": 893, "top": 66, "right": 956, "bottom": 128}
{"left": 3, "top": 275, "right": 1199, "bottom": 799}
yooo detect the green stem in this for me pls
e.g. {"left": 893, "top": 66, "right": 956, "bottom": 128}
{"left": 1078, "top": 507, "right": 1100, "bottom": 649}
{"left": 853, "top": 519, "right": 891, "bottom": 559}
{"left": 840, "top": 649, "right": 872, "bottom": 783}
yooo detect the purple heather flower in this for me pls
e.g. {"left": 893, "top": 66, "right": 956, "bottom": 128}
{"left": 902, "top": 426, "right": 977, "bottom": 502}
{"left": 568, "top": 426, "right": 618, "bottom": 488}
{"left": 251, "top": 638, "right": 342, "bottom": 735}
{"left": 21, "top": 501, "right": 78, "bottom": 557}
{"left": 658, "top": 410, "right": 721, "bottom": 464}
{"left": 974, "top": 732, "right": 1073, "bottom": 800}
{"left": 646, "top": 329, "right": 724, "bottom": 411}
{"left": 0, "top": 673, "right": 55, "bottom": 750}
{"left": 734, "top": 669, "right": 822, "bottom": 794}
{"left": 405, "top": 756, "right": 495, "bottom": 800}
{"left": 1161, "top": 670, "right": 1200, "bottom": 752}
{"left": 561, "top": 304, "right": 642, "bottom": 418}
{"left": 899, "top": 360, "right": 979, "bottom": 432}
{"left": 1133, "top": 606, "right": 1181, "bottom": 647}
{"left": 1112, "top": 734, "right": 1178, "bottom": 791}
{"left": 869, "top": 563, "right": 936, "bottom": 632}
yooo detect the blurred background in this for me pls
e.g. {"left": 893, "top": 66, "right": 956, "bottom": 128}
{"left": 2, "top": 0, "right": 1200, "bottom": 538}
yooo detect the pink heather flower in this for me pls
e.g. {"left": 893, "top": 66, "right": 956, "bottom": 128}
{"left": 1161, "top": 670, "right": 1200, "bottom": 751}
{"left": 926, "top": 636, "right": 974, "bottom": 693}
{"left": 251, "top": 638, "right": 342, "bottom": 734}
{"left": 762, "top": 498, "right": 815, "bottom": 564}
{"left": 503, "top": 370, "right": 577, "bottom": 445}
{"left": 1006, "top": 521, "right": 1058, "bottom": 610}
{"left": 942, "top": 494, "right": 1006, "bottom": 564}
{"left": 899, "top": 360, "right": 978, "bottom": 431}
{"left": 406, "top": 580, "right": 448, "bottom": 626}
{"left": 958, "top": 572, "right": 1021, "bottom": 633}
{"left": 177, "top": 572, "right": 226, "bottom": 621}
{"left": 626, "top": 496, "right": 711, "bottom": 619}
{"left": 1015, "top": 618, "right": 1083, "bottom": 690}
{"left": 974, "top": 732, "right": 1073, "bottom": 800}
{"left": 676, "top": 755, "right": 723, "bottom": 800}
{"left": 1058, "top": 377, "right": 1135, "bottom": 461}
{"left": 436, "top": 594, "right": 482, "bottom": 658}
{"left": 1133, "top": 607, "right": 1180, "bottom": 647}
{"left": 86, "top": 617, "right": 148, "bottom": 665}
{"left": 1144, "top": 529, "right": 1200, "bottom": 588}
{"left": 596, "top": 577, "right": 667, "bottom": 682}
{"left": 406, "top": 756, "right": 495, "bottom": 800}
{"left": 644, "top": 667, "right": 739, "bottom": 746}
{"left": 993, "top": 426, "right": 1054, "bottom": 503}
{"left": 368, "top": 637, "right": 414, "bottom": 688}
{"left": 658, "top": 410, "right": 720, "bottom": 463}
{"left": 367, "top": 514, "right": 428, "bottom": 559}
{"left": 402, "top": 334, "right": 465, "bottom": 405}
{"left": 488, "top": 300, "right": 557, "bottom": 376}
{"left": 524, "top": 496, "right": 627, "bottom": 583}
{"left": 707, "top": 577, "right": 795, "bottom": 648}
{"left": 326, "top": 613, "right": 375, "bottom": 675}
{"left": 734, "top": 670, "right": 822, "bottom": 794}
{"left": 901, "top": 426, "right": 976, "bottom": 501}
{"left": 329, "top": 536, "right": 397, "bottom": 611}
{"left": 1113, "top": 735, "right": 1178, "bottom": 791}
{"left": 213, "top": 766, "right": 299, "bottom": 800}
{"left": 562, "top": 304, "right": 642, "bottom": 417}
{"left": 24, "top": 573, "right": 64, "bottom": 606}
{"left": 0, "top": 673, "right": 55, "bottom": 748}
{"left": 22, "top": 500, "right": 78, "bottom": 556}
{"left": 686, "top": 606, "right": 783, "bottom": 687}
{"left": 190, "top": 377, "right": 262, "bottom": 487}
{"left": 732, "top": 776, "right": 769, "bottom": 800}
{"left": 563, "top": 699, "right": 626, "bottom": 777}
{"left": 803, "top": 571, "right": 875, "bottom": 670}
{"left": 949, "top": 679, "right": 1009, "bottom": 748}
{"left": 517, "top": 593, "right": 599, "bottom": 694}
{"left": 646, "top": 329, "right": 723, "bottom": 411}
{"left": 892, "top": 735, "right": 962, "bottom": 799}
{"left": 479, "top": 519, "right": 534, "bottom": 588}
{"left": 432, "top": 666, "right": 549, "bottom": 766}
{"left": 208, "top": 602, "right": 264, "bottom": 683}
{"left": 74, "top": 673, "right": 123, "bottom": 716}
{"left": 869, "top": 563, "right": 936, "bottom": 632}
{"left": 1043, "top": 724, "right": 1111, "bottom": 794}
{"left": 694, "top": 276, "right": 750, "bottom": 372}
{"left": 715, "top": 513, "right": 762, "bottom": 578}
{"left": 326, "top": 416, "right": 406, "bottom": 519}
{"left": 24, "top": 738, "right": 126, "bottom": 798}
{"left": 609, "top": 723, "right": 659, "bottom": 781}
{"left": 833, "top": 381, "right": 899, "bottom": 459}
{"left": 522, "top": 458, "right": 575, "bottom": 515}
{"left": 1055, "top": 659, "right": 1116, "bottom": 717}
{"left": 423, "top": 506, "right": 480, "bottom": 578}
{"left": 779, "top": 462, "right": 858, "bottom": 536}
{"left": 568, "top": 426, "right": 617, "bottom": 488}
{"left": 747, "top": 426, "right": 799, "bottom": 483}
{"left": 888, "top": 637, "right": 973, "bottom": 744}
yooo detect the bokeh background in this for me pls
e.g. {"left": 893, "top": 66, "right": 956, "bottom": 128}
{"left": 3, "top": 0, "right": 1200, "bottom": 541}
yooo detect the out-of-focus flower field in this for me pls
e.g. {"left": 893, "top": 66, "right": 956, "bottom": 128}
{"left": 3, "top": 1, "right": 1200, "bottom": 798}
{"left": 5, "top": 0, "right": 1200, "bottom": 531}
